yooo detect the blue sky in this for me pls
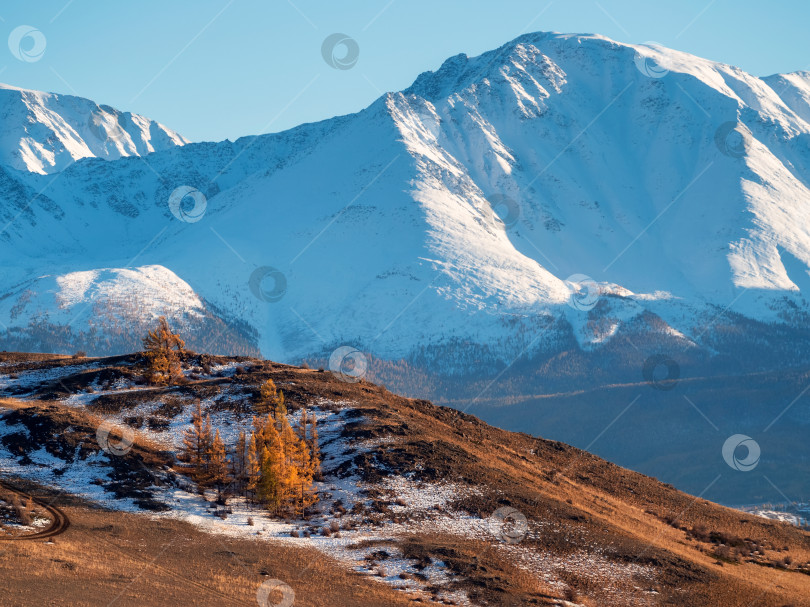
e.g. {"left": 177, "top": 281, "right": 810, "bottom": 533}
{"left": 2, "top": 0, "right": 808, "bottom": 142}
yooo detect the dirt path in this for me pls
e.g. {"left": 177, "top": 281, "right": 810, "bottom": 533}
{"left": 0, "top": 479, "right": 70, "bottom": 541}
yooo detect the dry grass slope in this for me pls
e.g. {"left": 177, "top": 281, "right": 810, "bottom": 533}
{"left": 0, "top": 351, "right": 809, "bottom": 606}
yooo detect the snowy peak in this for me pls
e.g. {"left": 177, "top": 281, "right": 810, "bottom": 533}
{"left": 389, "top": 32, "right": 810, "bottom": 306}
{"left": 404, "top": 31, "right": 806, "bottom": 127}
{"left": 0, "top": 265, "right": 205, "bottom": 333}
{"left": 406, "top": 34, "right": 562, "bottom": 102}
{"left": 0, "top": 83, "right": 188, "bottom": 174}
{"left": 405, "top": 32, "right": 636, "bottom": 101}
{"left": 762, "top": 71, "right": 810, "bottom": 125}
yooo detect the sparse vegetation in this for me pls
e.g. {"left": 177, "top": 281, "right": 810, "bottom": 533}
{"left": 256, "top": 378, "right": 284, "bottom": 416}
{"left": 0, "top": 498, "right": 416, "bottom": 607}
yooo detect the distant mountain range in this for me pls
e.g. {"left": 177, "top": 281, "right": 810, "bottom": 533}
{"left": 2, "top": 32, "right": 810, "bottom": 503}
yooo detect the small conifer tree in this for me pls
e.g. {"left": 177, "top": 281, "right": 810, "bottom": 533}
{"left": 142, "top": 316, "right": 185, "bottom": 385}
{"left": 209, "top": 429, "right": 229, "bottom": 502}
{"left": 180, "top": 401, "right": 212, "bottom": 484}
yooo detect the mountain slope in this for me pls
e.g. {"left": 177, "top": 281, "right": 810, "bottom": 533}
{"left": 1, "top": 352, "right": 809, "bottom": 606}
{"left": 0, "top": 83, "right": 188, "bottom": 174}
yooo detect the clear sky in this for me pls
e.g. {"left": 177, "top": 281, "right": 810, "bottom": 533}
{"left": 2, "top": 0, "right": 808, "bottom": 142}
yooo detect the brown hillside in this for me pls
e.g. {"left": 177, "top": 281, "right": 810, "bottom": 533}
{"left": 0, "top": 352, "right": 809, "bottom": 606}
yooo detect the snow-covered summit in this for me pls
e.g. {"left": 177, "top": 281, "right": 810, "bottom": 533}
{"left": 0, "top": 83, "right": 188, "bottom": 174}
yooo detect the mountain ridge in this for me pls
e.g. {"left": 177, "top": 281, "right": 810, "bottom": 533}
{"left": 0, "top": 82, "right": 188, "bottom": 174}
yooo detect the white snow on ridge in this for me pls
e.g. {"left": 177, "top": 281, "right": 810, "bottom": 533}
{"left": 764, "top": 71, "right": 810, "bottom": 125}
{"left": 0, "top": 265, "right": 205, "bottom": 331}
{"left": 53, "top": 265, "right": 204, "bottom": 316}
{"left": 0, "top": 83, "right": 187, "bottom": 174}
{"left": 0, "top": 360, "right": 98, "bottom": 394}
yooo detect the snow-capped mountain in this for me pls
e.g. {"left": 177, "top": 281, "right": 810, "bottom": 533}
{"left": 2, "top": 32, "right": 810, "bottom": 375}
{"left": 0, "top": 83, "right": 187, "bottom": 174}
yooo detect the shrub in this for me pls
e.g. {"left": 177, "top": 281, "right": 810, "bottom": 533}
{"left": 11, "top": 496, "right": 32, "bottom": 526}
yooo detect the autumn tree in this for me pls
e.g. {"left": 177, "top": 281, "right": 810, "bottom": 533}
{"left": 275, "top": 408, "right": 314, "bottom": 515}
{"left": 298, "top": 405, "right": 321, "bottom": 482}
{"left": 274, "top": 390, "right": 287, "bottom": 423}
{"left": 180, "top": 400, "right": 213, "bottom": 485}
{"left": 246, "top": 432, "right": 261, "bottom": 499}
{"left": 289, "top": 429, "right": 316, "bottom": 516}
{"left": 255, "top": 420, "right": 285, "bottom": 512}
{"left": 256, "top": 379, "right": 286, "bottom": 418}
{"left": 300, "top": 407, "right": 308, "bottom": 440}
{"left": 230, "top": 430, "right": 248, "bottom": 496}
{"left": 309, "top": 412, "right": 322, "bottom": 481}
{"left": 179, "top": 392, "right": 320, "bottom": 517}
{"left": 283, "top": 414, "right": 317, "bottom": 516}
{"left": 142, "top": 316, "right": 185, "bottom": 385}
{"left": 209, "top": 430, "right": 229, "bottom": 502}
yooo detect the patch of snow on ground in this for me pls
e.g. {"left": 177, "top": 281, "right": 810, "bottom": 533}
{"left": 0, "top": 391, "right": 653, "bottom": 605}
{"left": 751, "top": 509, "right": 801, "bottom": 526}
{"left": 0, "top": 418, "right": 146, "bottom": 512}
{"left": 0, "top": 361, "right": 98, "bottom": 395}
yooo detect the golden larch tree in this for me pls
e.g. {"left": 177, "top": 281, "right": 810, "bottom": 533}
{"left": 246, "top": 431, "right": 261, "bottom": 499}
{"left": 209, "top": 429, "right": 229, "bottom": 501}
{"left": 309, "top": 412, "right": 322, "bottom": 481}
{"left": 142, "top": 316, "right": 185, "bottom": 385}
{"left": 230, "top": 430, "right": 248, "bottom": 496}
{"left": 180, "top": 400, "right": 212, "bottom": 484}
